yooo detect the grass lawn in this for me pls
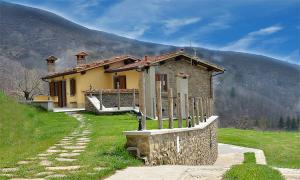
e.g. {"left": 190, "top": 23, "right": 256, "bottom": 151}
{"left": 223, "top": 152, "right": 284, "bottom": 180}
{"left": 0, "top": 92, "right": 78, "bottom": 168}
{"left": 218, "top": 128, "right": 300, "bottom": 169}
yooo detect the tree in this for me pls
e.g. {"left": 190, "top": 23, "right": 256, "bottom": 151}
{"left": 285, "top": 116, "right": 291, "bottom": 131}
{"left": 291, "top": 118, "right": 297, "bottom": 131}
{"left": 278, "top": 116, "right": 285, "bottom": 130}
{"left": 16, "top": 68, "right": 43, "bottom": 100}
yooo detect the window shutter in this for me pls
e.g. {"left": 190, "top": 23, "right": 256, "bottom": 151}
{"left": 70, "top": 79, "right": 76, "bottom": 96}
{"left": 49, "top": 82, "right": 55, "bottom": 96}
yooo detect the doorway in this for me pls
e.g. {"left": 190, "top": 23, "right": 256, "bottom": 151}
{"left": 57, "top": 80, "right": 67, "bottom": 107}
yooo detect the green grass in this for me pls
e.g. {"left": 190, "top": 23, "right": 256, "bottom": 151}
{"left": 64, "top": 113, "right": 186, "bottom": 179}
{"left": 223, "top": 153, "right": 283, "bottom": 180}
{"left": 243, "top": 152, "right": 256, "bottom": 164}
{"left": 218, "top": 128, "right": 300, "bottom": 168}
{"left": 0, "top": 92, "right": 78, "bottom": 168}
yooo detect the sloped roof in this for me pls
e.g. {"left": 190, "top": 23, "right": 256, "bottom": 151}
{"left": 42, "top": 55, "right": 140, "bottom": 79}
{"left": 105, "top": 50, "right": 225, "bottom": 73}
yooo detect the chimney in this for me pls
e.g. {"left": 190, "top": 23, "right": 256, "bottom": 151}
{"left": 46, "top": 56, "right": 57, "bottom": 73}
{"left": 75, "top": 51, "right": 88, "bottom": 65}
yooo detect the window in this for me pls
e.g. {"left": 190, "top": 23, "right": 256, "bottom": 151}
{"left": 70, "top": 79, "right": 76, "bottom": 96}
{"left": 114, "top": 76, "right": 126, "bottom": 89}
{"left": 155, "top": 74, "right": 168, "bottom": 91}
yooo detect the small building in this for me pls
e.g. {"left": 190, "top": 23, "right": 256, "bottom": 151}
{"left": 42, "top": 49, "right": 224, "bottom": 119}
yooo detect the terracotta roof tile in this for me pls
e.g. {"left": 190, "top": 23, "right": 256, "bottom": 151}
{"left": 42, "top": 55, "right": 141, "bottom": 79}
{"left": 106, "top": 50, "right": 224, "bottom": 72}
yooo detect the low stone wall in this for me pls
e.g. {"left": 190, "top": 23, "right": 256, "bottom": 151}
{"left": 32, "top": 100, "right": 53, "bottom": 111}
{"left": 85, "top": 89, "right": 139, "bottom": 108}
{"left": 124, "top": 116, "right": 218, "bottom": 166}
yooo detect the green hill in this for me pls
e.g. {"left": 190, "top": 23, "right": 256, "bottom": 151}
{"left": 0, "top": 91, "right": 78, "bottom": 168}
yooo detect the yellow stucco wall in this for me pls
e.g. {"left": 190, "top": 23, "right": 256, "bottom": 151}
{"left": 48, "top": 66, "right": 139, "bottom": 108}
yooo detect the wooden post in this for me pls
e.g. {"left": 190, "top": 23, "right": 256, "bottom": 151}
{"left": 211, "top": 98, "right": 214, "bottom": 116}
{"left": 117, "top": 82, "right": 120, "bottom": 110}
{"left": 139, "top": 71, "right": 146, "bottom": 130}
{"left": 207, "top": 97, "right": 210, "bottom": 117}
{"left": 176, "top": 92, "right": 182, "bottom": 128}
{"left": 168, "top": 88, "right": 173, "bottom": 129}
{"left": 156, "top": 81, "right": 163, "bottom": 129}
{"left": 195, "top": 97, "right": 199, "bottom": 125}
{"left": 199, "top": 97, "right": 203, "bottom": 122}
{"left": 132, "top": 89, "right": 136, "bottom": 109}
{"left": 99, "top": 89, "right": 103, "bottom": 110}
{"left": 203, "top": 97, "right": 207, "bottom": 119}
{"left": 184, "top": 94, "right": 189, "bottom": 127}
{"left": 191, "top": 97, "right": 195, "bottom": 127}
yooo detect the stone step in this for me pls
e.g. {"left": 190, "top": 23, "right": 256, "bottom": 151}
{"left": 45, "top": 166, "right": 81, "bottom": 171}
{"left": 62, "top": 146, "right": 86, "bottom": 150}
{"left": 35, "top": 171, "right": 54, "bottom": 177}
{"left": 0, "top": 167, "right": 19, "bottom": 173}
{"left": 17, "top": 161, "right": 32, "bottom": 165}
{"left": 39, "top": 160, "right": 52, "bottom": 166}
{"left": 58, "top": 153, "right": 80, "bottom": 157}
{"left": 55, "top": 158, "right": 77, "bottom": 162}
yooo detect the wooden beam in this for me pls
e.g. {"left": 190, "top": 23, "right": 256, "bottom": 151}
{"left": 117, "top": 82, "right": 120, "bottom": 110}
{"left": 195, "top": 97, "right": 199, "bottom": 125}
{"left": 176, "top": 92, "right": 182, "bottom": 128}
{"left": 99, "top": 89, "right": 103, "bottom": 110}
{"left": 199, "top": 97, "right": 203, "bottom": 122}
{"left": 156, "top": 81, "right": 163, "bottom": 129}
{"left": 132, "top": 89, "right": 136, "bottom": 109}
{"left": 185, "top": 93, "right": 189, "bottom": 127}
{"left": 168, "top": 88, "right": 173, "bottom": 129}
{"left": 139, "top": 71, "right": 146, "bottom": 130}
{"left": 191, "top": 97, "right": 195, "bottom": 127}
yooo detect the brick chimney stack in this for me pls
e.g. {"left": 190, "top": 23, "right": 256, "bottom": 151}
{"left": 75, "top": 51, "right": 88, "bottom": 65}
{"left": 46, "top": 56, "right": 57, "bottom": 73}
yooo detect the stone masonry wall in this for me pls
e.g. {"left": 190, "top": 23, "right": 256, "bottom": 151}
{"left": 125, "top": 118, "right": 218, "bottom": 166}
{"left": 156, "top": 57, "right": 211, "bottom": 98}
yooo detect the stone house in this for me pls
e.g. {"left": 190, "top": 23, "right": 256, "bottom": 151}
{"left": 41, "top": 49, "right": 224, "bottom": 119}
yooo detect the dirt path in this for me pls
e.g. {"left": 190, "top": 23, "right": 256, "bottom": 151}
{"left": 0, "top": 113, "right": 92, "bottom": 179}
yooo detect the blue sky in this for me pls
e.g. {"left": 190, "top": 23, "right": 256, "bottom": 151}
{"left": 6, "top": 0, "right": 300, "bottom": 64}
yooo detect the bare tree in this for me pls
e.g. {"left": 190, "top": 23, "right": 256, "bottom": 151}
{"left": 16, "top": 68, "right": 43, "bottom": 100}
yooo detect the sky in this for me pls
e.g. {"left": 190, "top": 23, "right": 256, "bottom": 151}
{"left": 5, "top": 0, "right": 300, "bottom": 64}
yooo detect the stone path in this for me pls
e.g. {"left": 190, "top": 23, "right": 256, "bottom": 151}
{"left": 107, "top": 143, "right": 299, "bottom": 180}
{"left": 0, "top": 113, "right": 91, "bottom": 179}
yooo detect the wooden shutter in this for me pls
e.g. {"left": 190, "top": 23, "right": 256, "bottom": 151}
{"left": 49, "top": 82, "right": 55, "bottom": 96}
{"left": 70, "top": 79, "right": 76, "bottom": 96}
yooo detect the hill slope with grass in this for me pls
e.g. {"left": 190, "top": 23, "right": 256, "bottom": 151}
{"left": 0, "top": 92, "right": 78, "bottom": 168}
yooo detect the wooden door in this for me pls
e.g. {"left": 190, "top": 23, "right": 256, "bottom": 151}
{"left": 58, "top": 81, "right": 62, "bottom": 107}
{"left": 57, "top": 81, "right": 67, "bottom": 107}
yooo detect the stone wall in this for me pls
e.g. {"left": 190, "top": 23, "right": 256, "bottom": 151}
{"left": 85, "top": 89, "right": 139, "bottom": 108}
{"left": 124, "top": 116, "right": 218, "bottom": 166}
{"left": 155, "top": 57, "right": 212, "bottom": 98}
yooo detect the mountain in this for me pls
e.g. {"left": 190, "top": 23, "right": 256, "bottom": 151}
{"left": 1, "top": 1, "right": 299, "bottom": 129}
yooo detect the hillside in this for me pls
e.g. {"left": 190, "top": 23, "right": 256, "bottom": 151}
{"left": 0, "top": 1, "right": 299, "bottom": 129}
{"left": 0, "top": 91, "right": 78, "bottom": 168}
